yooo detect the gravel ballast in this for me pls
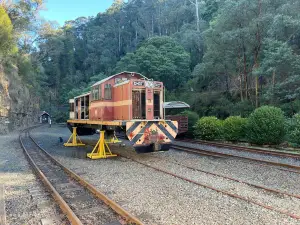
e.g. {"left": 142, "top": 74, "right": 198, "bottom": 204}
{"left": 0, "top": 130, "right": 68, "bottom": 225}
{"left": 174, "top": 140, "right": 300, "bottom": 166}
{"left": 30, "top": 125, "right": 300, "bottom": 225}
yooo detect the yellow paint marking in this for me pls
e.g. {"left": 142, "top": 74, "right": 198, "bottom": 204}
{"left": 90, "top": 100, "right": 131, "bottom": 107}
{"left": 160, "top": 121, "right": 177, "bottom": 138}
{"left": 67, "top": 120, "right": 123, "bottom": 126}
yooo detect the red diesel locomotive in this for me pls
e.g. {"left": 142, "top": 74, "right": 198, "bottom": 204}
{"left": 67, "top": 71, "right": 178, "bottom": 153}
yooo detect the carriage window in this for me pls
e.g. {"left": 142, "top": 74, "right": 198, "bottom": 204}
{"left": 92, "top": 86, "right": 99, "bottom": 100}
{"left": 70, "top": 102, "right": 74, "bottom": 112}
{"left": 99, "top": 85, "right": 102, "bottom": 99}
{"left": 104, "top": 84, "right": 112, "bottom": 100}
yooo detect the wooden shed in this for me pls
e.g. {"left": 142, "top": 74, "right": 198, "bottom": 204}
{"left": 39, "top": 111, "right": 50, "bottom": 123}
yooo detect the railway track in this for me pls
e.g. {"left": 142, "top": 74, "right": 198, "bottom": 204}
{"left": 182, "top": 139, "right": 300, "bottom": 158}
{"left": 20, "top": 127, "right": 143, "bottom": 225}
{"left": 172, "top": 144, "right": 300, "bottom": 172}
{"left": 116, "top": 152, "right": 300, "bottom": 221}
{"left": 114, "top": 134, "right": 300, "bottom": 172}
{"left": 62, "top": 133, "right": 300, "bottom": 221}
{"left": 111, "top": 135, "right": 300, "bottom": 220}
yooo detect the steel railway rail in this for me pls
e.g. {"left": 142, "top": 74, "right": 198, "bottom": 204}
{"left": 115, "top": 134, "right": 300, "bottom": 172}
{"left": 116, "top": 152, "right": 300, "bottom": 221}
{"left": 20, "top": 127, "right": 143, "bottom": 225}
{"left": 181, "top": 139, "right": 300, "bottom": 159}
{"left": 172, "top": 144, "right": 300, "bottom": 172}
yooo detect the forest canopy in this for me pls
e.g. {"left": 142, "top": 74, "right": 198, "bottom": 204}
{"left": 1, "top": 0, "right": 300, "bottom": 120}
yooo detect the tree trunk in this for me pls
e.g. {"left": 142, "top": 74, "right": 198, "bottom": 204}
{"left": 224, "top": 64, "right": 230, "bottom": 93}
{"left": 254, "top": 51, "right": 260, "bottom": 108}
{"left": 195, "top": 0, "right": 200, "bottom": 31}
{"left": 271, "top": 70, "right": 276, "bottom": 104}
{"left": 238, "top": 50, "right": 243, "bottom": 101}
{"left": 255, "top": 75, "right": 259, "bottom": 108}
{"left": 240, "top": 74, "right": 243, "bottom": 101}
{"left": 151, "top": 14, "right": 154, "bottom": 36}
{"left": 272, "top": 70, "right": 276, "bottom": 88}
{"left": 118, "top": 26, "right": 121, "bottom": 55}
{"left": 254, "top": 0, "right": 262, "bottom": 108}
{"left": 242, "top": 44, "right": 248, "bottom": 100}
{"left": 135, "top": 20, "right": 138, "bottom": 46}
{"left": 158, "top": 5, "right": 162, "bottom": 36}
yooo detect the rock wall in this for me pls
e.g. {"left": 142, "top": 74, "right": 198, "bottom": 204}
{"left": 0, "top": 64, "right": 39, "bottom": 134}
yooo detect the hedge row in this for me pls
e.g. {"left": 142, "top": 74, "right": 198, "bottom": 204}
{"left": 287, "top": 114, "right": 300, "bottom": 145}
{"left": 194, "top": 106, "right": 300, "bottom": 145}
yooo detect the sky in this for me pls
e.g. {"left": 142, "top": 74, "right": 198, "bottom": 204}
{"left": 40, "top": 0, "right": 115, "bottom": 26}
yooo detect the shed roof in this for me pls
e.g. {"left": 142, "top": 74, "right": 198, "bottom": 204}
{"left": 163, "top": 101, "right": 190, "bottom": 109}
{"left": 91, "top": 71, "right": 148, "bottom": 87}
{"left": 39, "top": 111, "right": 50, "bottom": 117}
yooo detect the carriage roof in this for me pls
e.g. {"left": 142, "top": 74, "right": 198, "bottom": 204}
{"left": 91, "top": 71, "right": 148, "bottom": 87}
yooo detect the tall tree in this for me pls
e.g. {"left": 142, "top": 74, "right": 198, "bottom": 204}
{"left": 115, "top": 36, "right": 191, "bottom": 89}
{"left": 0, "top": 6, "right": 15, "bottom": 58}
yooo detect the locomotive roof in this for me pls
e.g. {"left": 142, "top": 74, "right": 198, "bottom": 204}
{"left": 91, "top": 71, "right": 148, "bottom": 87}
{"left": 163, "top": 101, "right": 190, "bottom": 109}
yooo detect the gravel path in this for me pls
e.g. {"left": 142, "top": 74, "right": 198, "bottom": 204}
{"left": 174, "top": 140, "right": 300, "bottom": 166}
{"left": 0, "top": 129, "right": 68, "bottom": 225}
{"left": 31, "top": 125, "right": 300, "bottom": 225}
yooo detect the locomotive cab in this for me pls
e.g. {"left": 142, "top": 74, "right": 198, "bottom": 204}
{"left": 131, "top": 80, "right": 164, "bottom": 120}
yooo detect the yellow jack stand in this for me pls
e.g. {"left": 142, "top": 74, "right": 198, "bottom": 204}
{"left": 64, "top": 127, "right": 85, "bottom": 147}
{"left": 105, "top": 131, "right": 122, "bottom": 144}
{"left": 87, "top": 131, "right": 117, "bottom": 159}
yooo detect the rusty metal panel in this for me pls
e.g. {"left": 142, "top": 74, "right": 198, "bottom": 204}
{"left": 166, "top": 115, "right": 188, "bottom": 134}
{"left": 132, "top": 90, "right": 141, "bottom": 119}
{"left": 146, "top": 88, "right": 153, "bottom": 120}
{"left": 113, "top": 82, "right": 131, "bottom": 120}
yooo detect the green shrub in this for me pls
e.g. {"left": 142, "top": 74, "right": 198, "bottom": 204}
{"left": 245, "top": 106, "right": 285, "bottom": 145}
{"left": 194, "top": 116, "right": 223, "bottom": 140}
{"left": 287, "top": 114, "right": 300, "bottom": 145}
{"left": 223, "top": 116, "right": 247, "bottom": 141}
{"left": 179, "top": 110, "right": 199, "bottom": 137}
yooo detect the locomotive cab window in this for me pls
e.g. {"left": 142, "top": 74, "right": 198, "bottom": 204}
{"left": 75, "top": 99, "right": 79, "bottom": 119}
{"left": 85, "top": 95, "right": 90, "bottom": 119}
{"left": 104, "top": 84, "right": 112, "bottom": 100}
{"left": 99, "top": 85, "right": 102, "bottom": 99}
{"left": 154, "top": 91, "right": 160, "bottom": 119}
{"left": 80, "top": 97, "right": 85, "bottom": 119}
{"left": 132, "top": 90, "right": 146, "bottom": 119}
